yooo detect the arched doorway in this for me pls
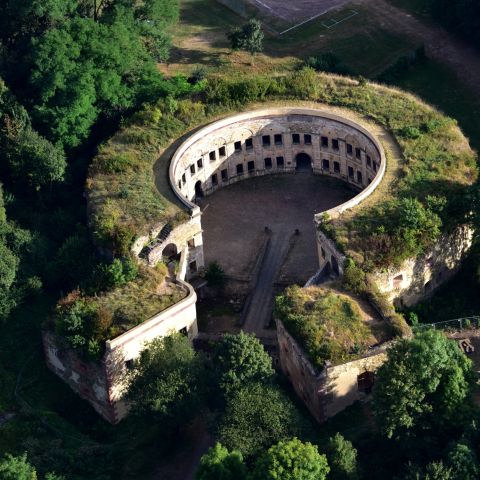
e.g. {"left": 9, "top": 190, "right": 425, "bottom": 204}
{"left": 295, "top": 152, "right": 312, "bottom": 171}
{"left": 194, "top": 180, "right": 203, "bottom": 198}
{"left": 162, "top": 243, "right": 178, "bottom": 260}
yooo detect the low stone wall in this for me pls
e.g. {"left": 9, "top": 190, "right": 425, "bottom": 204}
{"left": 43, "top": 280, "right": 198, "bottom": 423}
{"left": 276, "top": 319, "right": 388, "bottom": 423}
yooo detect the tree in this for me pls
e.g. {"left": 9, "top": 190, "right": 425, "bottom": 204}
{"left": 127, "top": 333, "right": 206, "bottom": 425}
{"left": 447, "top": 443, "right": 479, "bottom": 480}
{"left": 213, "top": 331, "right": 274, "bottom": 394}
{"left": 373, "top": 330, "right": 474, "bottom": 440}
{"left": 404, "top": 461, "right": 453, "bottom": 480}
{"left": 0, "top": 453, "right": 64, "bottom": 480}
{"left": 218, "top": 382, "right": 306, "bottom": 457}
{"left": 29, "top": 13, "right": 162, "bottom": 147}
{"left": 325, "top": 433, "right": 359, "bottom": 480}
{"left": 0, "top": 453, "right": 36, "bottom": 480}
{"left": 227, "top": 19, "right": 264, "bottom": 58}
{"left": 195, "top": 443, "right": 247, "bottom": 480}
{"left": 204, "top": 261, "right": 225, "bottom": 288}
{"left": 252, "top": 438, "right": 329, "bottom": 480}
{"left": 6, "top": 127, "right": 66, "bottom": 191}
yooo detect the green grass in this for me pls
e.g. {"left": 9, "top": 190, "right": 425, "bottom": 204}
{"left": 390, "top": 58, "right": 480, "bottom": 151}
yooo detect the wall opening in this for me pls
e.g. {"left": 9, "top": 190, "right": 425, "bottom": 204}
{"left": 296, "top": 152, "right": 312, "bottom": 171}
{"left": 194, "top": 180, "right": 203, "bottom": 198}
{"left": 357, "top": 371, "right": 375, "bottom": 394}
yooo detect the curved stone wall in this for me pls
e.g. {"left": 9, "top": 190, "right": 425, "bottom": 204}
{"left": 169, "top": 108, "right": 386, "bottom": 213}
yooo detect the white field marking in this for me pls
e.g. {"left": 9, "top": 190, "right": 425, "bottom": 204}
{"left": 321, "top": 10, "right": 358, "bottom": 29}
{"left": 279, "top": 10, "right": 328, "bottom": 35}
{"left": 253, "top": 0, "right": 273, "bottom": 11}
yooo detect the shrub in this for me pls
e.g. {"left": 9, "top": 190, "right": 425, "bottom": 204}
{"left": 205, "top": 261, "right": 226, "bottom": 288}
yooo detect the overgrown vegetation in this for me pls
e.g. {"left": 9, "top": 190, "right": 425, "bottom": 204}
{"left": 89, "top": 71, "right": 477, "bottom": 267}
{"left": 52, "top": 262, "right": 185, "bottom": 357}
{"left": 275, "top": 285, "right": 376, "bottom": 367}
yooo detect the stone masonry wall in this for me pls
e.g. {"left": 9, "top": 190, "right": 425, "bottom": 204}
{"left": 276, "top": 319, "right": 388, "bottom": 423}
{"left": 43, "top": 280, "right": 198, "bottom": 423}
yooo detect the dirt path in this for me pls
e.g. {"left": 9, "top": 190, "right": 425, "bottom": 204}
{"left": 361, "top": 0, "right": 480, "bottom": 93}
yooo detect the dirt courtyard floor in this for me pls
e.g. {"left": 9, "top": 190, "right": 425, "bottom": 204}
{"left": 244, "top": 0, "right": 352, "bottom": 24}
{"left": 200, "top": 173, "right": 356, "bottom": 285}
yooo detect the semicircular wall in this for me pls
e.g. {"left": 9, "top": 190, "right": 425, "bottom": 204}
{"left": 169, "top": 107, "right": 386, "bottom": 220}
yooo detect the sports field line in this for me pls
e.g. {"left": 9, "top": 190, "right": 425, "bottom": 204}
{"left": 279, "top": 11, "right": 328, "bottom": 35}
{"left": 321, "top": 10, "right": 358, "bottom": 29}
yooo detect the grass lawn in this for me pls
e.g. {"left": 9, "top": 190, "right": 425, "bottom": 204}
{"left": 165, "top": 0, "right": 417, "bottom": 77}
{"left": 389, "top": 58, "right": 480, "bottom": 150}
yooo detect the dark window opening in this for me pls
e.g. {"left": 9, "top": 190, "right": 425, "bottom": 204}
{"left": 190, "top": 164, "right": 195, "bottom": 175}
{"left": 366, "top": 155, "right": 371, "bottom": 167}
{"left": 197, "top": 158, "right": 203, "bottom": 169}
{"left": 357, "top": 171, "right": 362, "bottom": 183}
{"left": 304, "top": 134, "right": 312, "bottom": 145}
{"left": 221, "top": 169, "right": 228, "bottom": 181}
{"left": 178, "top": 180, "right": 182, "bottom": 189}
{"left": 188, "top": 238, "right": 195, "bottom": 248}
{"left": 321, "top": 247, "right": 326, "bottom": 259}
{"left": 332, "top": 139, "right": 339, "bottom": 150}
{"left": 276, "top": 156, "right": 284, "bottom": 167}
{"left": 248, "top": 160, "right": 255, "bottom": 173}
{"left": 358, "top": 371, "right": 375, "bottom": 394}
{"left": 322, "top": 159, "right": 330, "bottom": 170}
{"left": 321, "top": 136, "right": 329, "bottom": 147}
{"left": 245, "top": 138, "right": 253, "bottom": 150}
{"left": 355, "top": 147, "right": 361, "bottom": 159}
{"left": 373, "top": 162, "right": 378, "bottom": 172}
{"left": 211, "top": 173, "right": 218, "bottom": 185}
{"left": 189, "top": 261, "right": 197, "bottom": 273}
{"left": 348, "top": 166, "right": 354, "bottom": 178}
{"left": 292, "top": 134, "right": 300, "bottom": 144}
{"left": 265, "top": 157, "right": 272, "bottom": 169}
{"left": 182, "top": 173, "right": 186, "bottom": 184}
{"left": 179, "top": 327, "right": 188, "bottom": 336}
{"left": 347, "top": 143, "right": 353, "bottom": 155}
{"left": 209, "top": 151, "right": 216, "bottom": 161}
{"left": 236, "top": 164, "right": 244, "bottom": 175}
{"left": 334, "top": 161, "right": 340, "bottom": 173}
{"left": 262, "top": 135, "right": 271, "bottom": 146}
{"left": 219, "top": 146, "right": 226, "bottom": 157}
{"left": 274, "top": 134, "right": 283, "bottom": 145}
{"left": 234, "top": 141, "right": 242, "bottom": 152}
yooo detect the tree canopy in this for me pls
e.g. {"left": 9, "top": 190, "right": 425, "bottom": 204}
{"left": 127, "top": 333, "right": 207, "bottom": 425}
{"left": 373, "top": 329, "right": 474, "bottom": 440}
{"left": 218, "top": 382, "right": 307, "bottom": 457}
{"left": 251, "top": 438, "right": 330, "bottom": 480}
{"left": 213, "top": 331, "right": 274, "bottom": 394}
{"left": 195, "top": 443, "right": 247, "bottom": 480}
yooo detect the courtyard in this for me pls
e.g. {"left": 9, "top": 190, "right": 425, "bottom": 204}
{"left": 200, "top": 172, "right": 356, "bottom": 285}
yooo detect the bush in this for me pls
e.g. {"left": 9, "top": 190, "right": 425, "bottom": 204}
{"left": 205, "top": 261, "right": 226, "bottom": 288}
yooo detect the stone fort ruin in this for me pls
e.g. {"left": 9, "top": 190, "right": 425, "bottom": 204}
{"left": 43, "top": 106, "right": 473, "bottom": 423}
